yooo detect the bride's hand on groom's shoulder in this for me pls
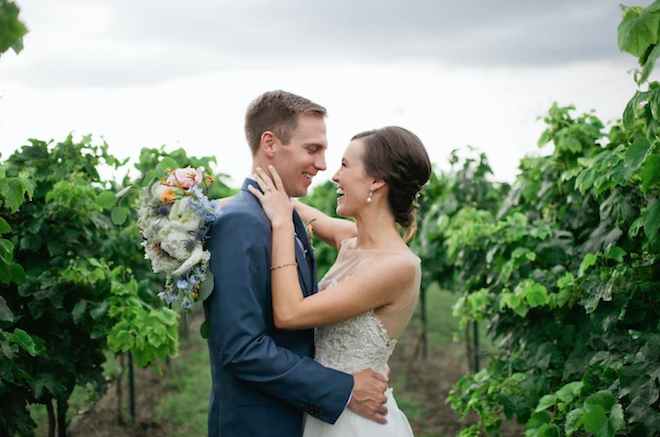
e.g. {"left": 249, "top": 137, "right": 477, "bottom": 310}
{"left": 348, "top": 369, "right": 389, "bottom": 424}
{"left": 248, "top": 166, "right": 293, "bottom": 228}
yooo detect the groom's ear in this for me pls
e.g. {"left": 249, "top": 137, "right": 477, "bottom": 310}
{"left": 260, "top": 131, "right": 277, "bottom": 158}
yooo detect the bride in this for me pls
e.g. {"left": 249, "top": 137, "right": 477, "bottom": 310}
{"left": 248, "top": 126, "right": 431, "bottom": 436}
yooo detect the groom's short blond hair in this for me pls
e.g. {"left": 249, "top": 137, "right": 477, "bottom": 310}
{"left": 244, "top": 90, "right": 327, "bottom": 156}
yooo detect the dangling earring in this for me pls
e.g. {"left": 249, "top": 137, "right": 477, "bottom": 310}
{"left": 367, "top": 191, "right": 373, "bottom": 203}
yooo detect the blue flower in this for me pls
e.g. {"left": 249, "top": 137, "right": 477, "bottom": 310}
{"left": 182, "top": 298, "right": 192, "bottom": 310}
{"left": 158, "top": 290, "right": 179, "bottom": 304}
{"left": 204, "top": 212, "right": 218, "bottom": 223}
{"left": 193, "top": 268, "right": 202, "bottom": 276}
{"left": 189, "top": 186, "right": 203, "bottom": 197}
{"left": 176, "top": 278, "right": 189, "bottom": 290}
{"left": 189, "top": 275, "right": 199, "bottom": 286}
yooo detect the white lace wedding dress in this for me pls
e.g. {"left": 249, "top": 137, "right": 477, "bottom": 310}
{"left": 303, "top": 237, "right": 421, "bottom": 437}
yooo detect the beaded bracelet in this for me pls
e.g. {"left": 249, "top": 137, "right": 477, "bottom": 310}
{"left": 270, "top": 262, "right": 298, "bottom": 271}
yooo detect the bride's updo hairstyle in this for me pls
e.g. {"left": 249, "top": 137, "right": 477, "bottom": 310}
{"left": 352, "top": 126, "right": 431, "bottom": 242}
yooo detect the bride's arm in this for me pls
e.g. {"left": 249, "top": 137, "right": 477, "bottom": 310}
{"left": 249, "top": 166, "right": 414, "bottom": 331}
{"left": 293, "top": 200, "right": 357, "bottom": 250}
{"left": 270, "top": 224, "right": 414, "bottom": 330}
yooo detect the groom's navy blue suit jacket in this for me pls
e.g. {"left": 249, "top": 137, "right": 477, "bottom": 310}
{"left": 204, "top": 179, "right": 353, "bottom": 437}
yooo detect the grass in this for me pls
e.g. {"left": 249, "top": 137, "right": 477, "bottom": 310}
{"left": 156, "top": 332, "right": 211, "bottom": 437}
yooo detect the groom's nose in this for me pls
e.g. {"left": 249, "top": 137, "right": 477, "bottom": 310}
{"left": 315, "top": 151, "right": 327, "bottom": 171}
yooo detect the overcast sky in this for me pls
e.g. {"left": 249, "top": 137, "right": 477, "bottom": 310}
{"left": 0, "top": 0, "right": 651, "bottom": 187}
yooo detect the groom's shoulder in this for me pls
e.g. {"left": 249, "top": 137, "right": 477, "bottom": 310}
{"left": 215, "top": 192, "right": 269, "bottom": 231}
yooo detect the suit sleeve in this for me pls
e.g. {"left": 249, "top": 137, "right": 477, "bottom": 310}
{"left": 205, "top": 209, "right": 353, "bottom": 424}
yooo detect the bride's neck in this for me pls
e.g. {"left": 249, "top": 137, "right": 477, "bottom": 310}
{"left": 353, "top": 206, "right": 402, "bottom": 250}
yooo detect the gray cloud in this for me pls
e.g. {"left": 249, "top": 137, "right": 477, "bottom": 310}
{"left": 112, "top": 0, "right": 628, "bottom": 64}
{"left": 3, "top": 0, "right": 640, "bottom": 88}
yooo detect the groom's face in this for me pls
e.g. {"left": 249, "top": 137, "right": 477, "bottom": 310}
{"left": 272, "top": 114, "right": 328, "bottom": 198}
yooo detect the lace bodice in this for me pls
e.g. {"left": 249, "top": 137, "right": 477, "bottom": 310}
{"left": 313, "top": 238, "right": 421, "bottom": 376}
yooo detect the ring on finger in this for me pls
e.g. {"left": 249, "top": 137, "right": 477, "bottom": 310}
{"left": 263, "top": 186, "right": 271, "bottom": 192}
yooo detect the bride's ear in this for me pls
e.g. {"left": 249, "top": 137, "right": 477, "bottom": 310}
{"left": 370, "top": 179, "right": 386, "bottom": 192}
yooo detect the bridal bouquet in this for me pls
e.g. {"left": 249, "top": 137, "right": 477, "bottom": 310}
{"left": 138, "top": 166, "right": 222, "bottom": 310}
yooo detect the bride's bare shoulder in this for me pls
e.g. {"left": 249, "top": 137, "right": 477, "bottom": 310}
{"left": 368, "top": 250, "right": 418, "bottom": 280}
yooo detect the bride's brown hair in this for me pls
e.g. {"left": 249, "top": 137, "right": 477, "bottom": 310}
{"left": 352, "top": 126, "right": 431, "bottom": 242}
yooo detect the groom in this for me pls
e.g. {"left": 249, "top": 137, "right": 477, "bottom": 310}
{"left": 204, "top": 90, "right": 389, "bottom": 436}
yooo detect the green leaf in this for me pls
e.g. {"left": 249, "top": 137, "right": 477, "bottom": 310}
{"left": 142, "top": 170, "right": 159, "bottom": 187}
{"left": 578, "top": 253, "right": 598, "bottom": 277}
{"left": 0, "top": 259, "right": 11, "bottom": 284}
{"left": 584, "top": 390, "right": 617, "bottom": 410}
{"left": 641, "top": 153, "right": 660, "bottom": 193}
{"left": 618, "top": 6, "right": 660, "bottom": 57}
{"left": 107, "top": 320, "right": 134, "bottom": 352}
{"left": 115, "top": 185, "right": 132, "bottom": 198}
{"left": 535, "top": 394, "right": 557, "bottom": 413}
{"left": 580, "top": 277, "right": 614, "bottom": 313}
{"left": 641, "top": 199, "right": 660, "bottom": 242}
{"left": 630, "top": 216, "right": 644, "bottom": 237}
{"left": 96, "top": 191, "right": 117, "bottom": 209}
{"left": 558, "top": 136, "right": 582, "bottom": 153}
{"left": 623, "top": 91, "right": 650, "bottom": 129}
{"left": 0, "top": 296, "right": 14, "bottom": 322}
{"left": 11, "top": 328, "right": 37, "bottom": 356}
{"left": 604, "top": 245, "right": 627, "bottom": 263}
{"left": 582, "top": 404, "right": 607, "bottom": 435}
{"left": 624, "top": 136, "right": 651, "bottom": 179}
{"left": 640, "top": 43, "right": 660, "bottom": 83}
{"left": 565, "top": 407, "right": 585, "bottom": 436}
{"left": 18, "top": 177, "right": 35, "bottom": 199}
{"left": 526, "top": 411, "right": 551, "bottom": 436}
{"left": 72, "top": 301, "right": 87, "bottom": 323}
{"left": 153, "top": 308, "right": 178, "bottom": 326}
{"left": 557, "top": 381, "right": 583, "bottom": 403}
{"left": 538, "top": 424, "right": 559, "bottom": 437}
{"left": 200, "top": 320, "right": 211, "bottom": 339}
{"left": 90, "top": 301, "right": 108, "bottom": 320}
{"left": 0, "top": 216, "right": 11, "bottom": 234}
{"left": 500, "top": 293, "right": 527, "bottom": 317}
{"left": 525, "top": 283, "right": 549, "bottom": 308}
{"left": 557, "top": 273, "right": 574, "bottom": 289}
{"left": 111, "top": 207, "right": 128, "bottom": 225}
{"left": 609, "top": 403, "right": 625, "bottom": 433}
{"left": 576, "top": 168, "right": 598, "bottom": 194}
{"left": 10, "top": 263, "right": 25, "bottom": 284}
{"left": 0, "top": 179, "right": 25, "bottom": 213}
{"left": 198, "top": 272, "right": 214, "bottom": 302}
{"left": 159, "top": 157, "right": 179, "bottom": 173}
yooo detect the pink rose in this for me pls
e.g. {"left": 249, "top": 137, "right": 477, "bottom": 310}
{"left": 168, "top": 166, "right": 204, "bottom": 189}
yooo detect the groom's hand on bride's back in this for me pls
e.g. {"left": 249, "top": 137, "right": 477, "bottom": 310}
{"left": 348, "top": 369, "right": 389, "bottom": 424}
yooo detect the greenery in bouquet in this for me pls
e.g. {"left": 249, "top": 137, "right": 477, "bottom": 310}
{"left": 138, "top": 166, "right": 222, "bottom": 309}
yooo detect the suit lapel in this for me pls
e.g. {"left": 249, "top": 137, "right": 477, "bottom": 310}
{"left": 294, "top": 211, "right": 318, "bottom": 294}
{"left": 293, "top": 211, "right": 313, "bottom": 297}
{"left": 242, "top": 179, "right": 313, "bottom": 298}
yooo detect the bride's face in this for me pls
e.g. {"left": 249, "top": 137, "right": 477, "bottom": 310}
{"left": 332, "top": 139, "right": 372, "bottom": 217}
